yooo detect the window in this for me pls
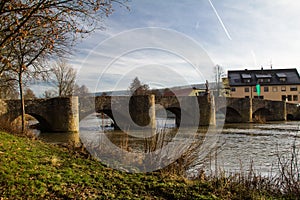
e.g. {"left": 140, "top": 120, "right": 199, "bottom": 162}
{"left": 290, "top": 86, "right": 298, "bottom": 91}
{"left": 264, "top": 86, "right": 269, "bottom": 92}
{"left": 253, "top": 87, "right": 257, "bottom": 92}
{"left": 293, "top": 95, "right": 298, "bottom": 101}
{"left": 231, "top": 87, "right": 236, "bottom": 92}
{"left": 279, "top": 77, "right": 286, "bottom": 82}
{"left": 255, "top": 74, "right": 272, "bottom": 83}
{"left": 276, "top": 73, "right": 287, "bottom": 79}
{"left": 281, "top": 86, "right": 286, "bottom": 91}
{"left": 244, "top": 87, "right": 250, "bottom": 92}
{"left": 245, "top": 96, "right": 249, "bottom": 98}
{"left": 258, "top": 78, "right": 264, "bottom": 83}
{"left": 272, "top": 86, "right": 278, "bottom": 92}
{"left": 288, "top": 95, "right": 292, "bottom": 101}
{"left": 282, "top": 95, "right": 287, "bottom": 101}
{"left": 243, "top": 79, "right": 251, "bottom": 83}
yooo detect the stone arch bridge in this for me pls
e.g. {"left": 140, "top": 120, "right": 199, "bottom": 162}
{"left": 0, "top": 96, "right": 299, "bottom": 132}
{"left": 79, "top": 95, "right": 211, "bottom": 130}
{"left": 0, "top": 97, "right": 79, "bottom": 132}
{"left": 215, "top": 97, "right": 300, "bottom": 123}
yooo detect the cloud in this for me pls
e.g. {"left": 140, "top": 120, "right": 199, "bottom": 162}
{"left": 68, "top": 0, "right": 300, "bottom": 92}
{"left": 73, "top": 27, "right": 214, "bottom": 91}
{"left": 205, "top": 0, "right": 300, "bottom": 69}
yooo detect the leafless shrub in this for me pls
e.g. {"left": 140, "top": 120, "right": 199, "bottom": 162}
{"left": 272, "top": 140, "right": 300, "bottom": 198}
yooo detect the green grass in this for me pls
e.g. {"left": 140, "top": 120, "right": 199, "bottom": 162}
{"left": 0, "top": 131, "right": 284, "bottom": 199}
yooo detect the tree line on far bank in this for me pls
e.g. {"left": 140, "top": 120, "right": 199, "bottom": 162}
{"left": 0, "top": 58, "right": 90, "bottom": 100}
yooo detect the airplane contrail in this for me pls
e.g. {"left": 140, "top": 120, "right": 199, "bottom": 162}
{"left": 208, "top": 0, "right": 232, "bottom": 40}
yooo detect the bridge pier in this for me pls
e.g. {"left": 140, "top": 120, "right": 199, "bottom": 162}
{"left": 150, "top": 94, "right": 156, "bottom": 130}
{"left": 210, "top": 95, "right": 216, "bottom": 126}
{"left": 249, "top": 98, "right": 253, "bottom": 122}
{"left": 284, "top": 101, "right": 287, "bottom": 121}
{"left": 48, "top": 96, "right": 79, "bottom": 132}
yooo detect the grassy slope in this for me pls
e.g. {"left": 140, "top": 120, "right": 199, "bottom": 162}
{"left": 0, "top": 131, "right": 274, "bottom": 199}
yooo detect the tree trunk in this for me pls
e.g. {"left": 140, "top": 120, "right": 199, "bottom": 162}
{"left": 18, "top": 72, "right": 25, "bottom": 133}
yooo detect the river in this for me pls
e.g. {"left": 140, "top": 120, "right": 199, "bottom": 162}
{"left": 202, "top": 121, "right": 300, "bottom": 176}
{"left": 35, "top": 114, "right": 300, "bottom": 176}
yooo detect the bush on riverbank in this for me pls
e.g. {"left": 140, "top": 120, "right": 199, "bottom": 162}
{"left": 1, "top": 131, "right": 298, "bottom": 199}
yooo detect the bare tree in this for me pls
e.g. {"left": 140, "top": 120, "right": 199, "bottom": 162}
{"left": 43, "top": 89, "right": 57, "bottom": 98}
{"left": 0, "top": 0, "right": 127, "bottom": 132}
{"left": 0, "top": 1, "right": 128, "bottom": 58}
{"left": 129, "top": 77, "right": 150, "bottom": 96}
{"left": 52, "top": 59, "right": 76, "bottom": 97}
{"left": 4, "top": 26, "right": 51, "bottom": 132}
{"left": 0, "top": 72, "right": 19, "bottom": 99}
{"left": 214, "top": 65, "right": 225, "bottom": 97}
{"left": 24, "top": 88, "right": 36, "bottom": 99}
{"left": 74, "top": 84, "right": 90, "bottom": 97}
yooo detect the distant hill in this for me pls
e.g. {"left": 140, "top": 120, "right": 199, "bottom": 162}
{"left": 94, "top": 83, "right": 211, "bottom": 96}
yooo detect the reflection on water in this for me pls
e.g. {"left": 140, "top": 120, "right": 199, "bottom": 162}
{"left": 78, "top": 113, "right": 213, "bottom": 172}
{"left": 38, "top": 132, "right": 80, "bottom": 145}
{"left": 33, "top": 112, "right": 300, "bottom": 175}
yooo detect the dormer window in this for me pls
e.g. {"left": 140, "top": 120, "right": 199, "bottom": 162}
{"left": 255, "top": 74, "right": 272, "bottom": 83}
{"left": 279, "top": 77, "right": 286, "bottom": 82}
{"left": 276, "top": 73, "right": 287, "bottom": 82}
{"left": 241, "top": 74, "right": 251, "bottom": 83}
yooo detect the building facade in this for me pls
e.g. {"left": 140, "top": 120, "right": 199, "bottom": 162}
{"left": 228, "top": 68, "right": 300, "bottom": 104}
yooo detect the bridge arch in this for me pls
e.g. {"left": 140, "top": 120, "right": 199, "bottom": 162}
{"left": 97, "top": 109, "right": 116, "bottom": 128}
{"left": 252, "top": 108, "right": 272, "bottom": 122}
{"left": 217, "top": 106, "right": 243, "bottom": 123}
{"left": 7, "top": 112, "right": 52, "bottom": 132}
{"left": 26, "top": 113, "right": 52, "bottom": 131}
{"left": 80, "top": 108, "right": 116, "bottom": 129}
{"left": 287, "top": 114, "right": 294, "bottom": 121}
{"left": 165, "top": 107, "right": 181, "bottom": 127}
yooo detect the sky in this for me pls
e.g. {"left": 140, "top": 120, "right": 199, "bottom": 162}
{"left": 35, "top": 0, "right": 300, "bottom": 94}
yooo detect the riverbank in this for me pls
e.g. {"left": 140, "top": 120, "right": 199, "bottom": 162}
{"left": 0, "top": 131, "right": 295, "bottom": 199}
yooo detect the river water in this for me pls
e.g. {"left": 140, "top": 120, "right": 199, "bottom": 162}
{"left": 35, "top": 114, "right": 300, "bottom": 176}
{"left": 204, "top": 121, "right": 300, "bottom": 176}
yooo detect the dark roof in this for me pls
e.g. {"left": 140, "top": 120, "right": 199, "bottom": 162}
{"left": 228, "top": 68, "right": 300, "bottom": 86}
